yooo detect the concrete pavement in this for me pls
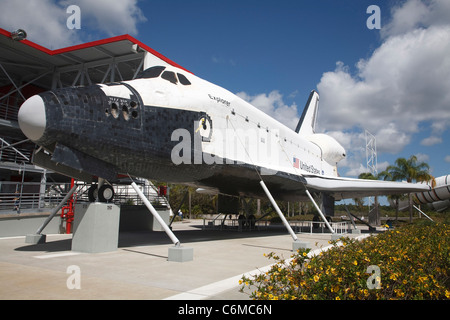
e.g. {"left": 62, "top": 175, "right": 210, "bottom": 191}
{"left": 0, "top": 220, "right": 372, "bottom": 300}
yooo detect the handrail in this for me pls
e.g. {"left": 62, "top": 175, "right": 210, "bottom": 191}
{"left": 0, "top": 181, "right": 169, "bottom": 213}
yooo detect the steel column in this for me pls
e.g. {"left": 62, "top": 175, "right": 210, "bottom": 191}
{"left": 259, "top": 180, "right": 298, "bottom": 241}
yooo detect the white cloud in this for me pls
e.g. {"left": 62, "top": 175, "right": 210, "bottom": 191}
{"left": 236, "top": 90, "right": 299, "bottom": 130}
{"left": 316, "top": 0, "right": 450, "bottom": 176}
{"left": 61, "top": 0, "right": 147, "bottom": 36}
{"left": 445, "top": 155, "right": 450, "bottom": 163}
{"left": 0, "top": 0, "right": 78, "bottom": 49}
{"left": 415, "top": 152, "right": 430, "bottom": 163}
{"left": 381, "top": 0, "right": 430, "bottom": 38}
{"left": 0, "top": 0, "right": 146, "bottom": 49}
{"left": 421, "top": 136, "right": 442, "bottom": 146}
{"left": 382, "top": 0, "right": 450, "bottom": 38}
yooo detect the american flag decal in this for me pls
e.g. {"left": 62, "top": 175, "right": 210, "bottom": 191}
{"left": 293, "top": 157, "right": 299, "bottom": 168}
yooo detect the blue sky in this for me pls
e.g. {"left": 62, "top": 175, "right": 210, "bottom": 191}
{"left": 139, "top": 0, "right": 380, "bottom": 95}
{"left": 2, "top": 0, "right": 449, "bottom": 180}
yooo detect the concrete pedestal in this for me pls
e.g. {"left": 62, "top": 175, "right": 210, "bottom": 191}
{"left": 25, "top": 233, "right": 46, "bottom": 244}
{"left": 168, "top": 246, "right": 194, "bottom": 262}
{"left": 292, "top": 240, "right": 311, "bottom": 251}
{"left": 72, "top": 202, "right": 120, "bottom": 253}
{"left": 331, "top": 234, "right": 345, "bottom": 241}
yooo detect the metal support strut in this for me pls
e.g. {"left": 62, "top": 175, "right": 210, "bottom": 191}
{"left": 413, "top": 205, "right": 434, "bottom": 222}
{"left": 305, "top": 189, "right": 335, "bottom": 234}
{"left": 131, "top": 182, "right": 181, "bottom": 246}
{"left": 259, "top": 180, "right": 298, "bottom": 241}
{"left": 35, "top": 184, "right": 78, "bottom": 235}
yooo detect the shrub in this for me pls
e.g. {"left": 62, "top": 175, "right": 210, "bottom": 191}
{"left": 240, "top": 223, "right": 450, "bottom": 300}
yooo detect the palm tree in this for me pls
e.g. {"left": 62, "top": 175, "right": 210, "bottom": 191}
{"left": 381, "top": 155, "right": 432, "bottom": 223}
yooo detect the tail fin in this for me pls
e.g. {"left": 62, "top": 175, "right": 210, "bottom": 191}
{"left": 295, "top": 90, "right": 319, "bottom": 136}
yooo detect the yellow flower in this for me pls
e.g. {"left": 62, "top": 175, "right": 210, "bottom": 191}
{"left": 313, "top": 275, "right": 320, "bottom": 282}
{"left": 335, "top": 296, "right": 341, "bottom": 300}
{"left": 394, "top": 289, "right": 405, "bottom": 298}
{"left": 353, "top": 260, "right": 358, "bottom": 266}
{"left": 302, "top": 252, "right": 308, "bottom": 257}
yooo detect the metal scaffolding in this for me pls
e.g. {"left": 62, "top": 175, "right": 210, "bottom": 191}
{"left": 365, "top": 129, "right": 378, "bottom": 212}
{"left": 0, "top": 28, "right": 158, "bottom": 213}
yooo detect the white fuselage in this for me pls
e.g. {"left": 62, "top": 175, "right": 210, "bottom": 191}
{"left": 101, "top": 65, "right": 344, "bottom": 179}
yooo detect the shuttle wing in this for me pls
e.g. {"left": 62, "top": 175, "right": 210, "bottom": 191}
{"left": 304, "top": 174, "right": 431, "bottom": 200}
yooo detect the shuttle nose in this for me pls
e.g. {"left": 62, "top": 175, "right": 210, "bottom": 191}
{"left": 18, "top": 95, "right": 47, "bottom": 141}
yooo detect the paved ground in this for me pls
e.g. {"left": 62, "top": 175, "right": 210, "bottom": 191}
{"left": 0, "top": 220, "right": 374, "bottom": 300}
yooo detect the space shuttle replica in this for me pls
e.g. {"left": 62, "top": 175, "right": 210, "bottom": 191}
{"left": 17, "top": 50, "right": 431, "bottom": 221}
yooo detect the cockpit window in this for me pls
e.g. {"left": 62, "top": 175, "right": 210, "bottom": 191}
{"left": 177, "top": 73, "right": 191, "bottom": 85}
{"left": 136, "top": 66, "right": 166, "bottom": 79}
{"left": 136, "top": 66, "right": 192, "bottom": 86}
{"left": 161, "top": 71, "right": 178, "bottom": 84}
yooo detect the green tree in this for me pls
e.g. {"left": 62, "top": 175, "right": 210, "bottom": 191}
{"left": 381, "top": 156, "right": 432, "bottom": 223}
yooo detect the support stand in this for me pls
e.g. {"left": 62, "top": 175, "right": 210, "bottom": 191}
{"left": 260, "top": 180, "right": 310, "bottom": 251}
{"left": 25, "top": 184, "right": 78, "bottom": 244}
{"left": 130, "top": 182, "right": 193, "bottom": 262}
{"left": 304, "top": 190, "right": 346, "bottom": 241}
{"left": 413, "top": 205, "right": 434, "bottom": 222}
{"left": 344, "top": 203, "right": 361, "bottom": 234}
{"left": 71, "top": 202, "right": 120, "bottom": 253}
{"left": 305, "top": 189, "right": 335, "bottom": 234}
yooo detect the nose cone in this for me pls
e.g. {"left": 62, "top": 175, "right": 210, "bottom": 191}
{"left": 18, "top": 95, "right": 46, "bottom": 141}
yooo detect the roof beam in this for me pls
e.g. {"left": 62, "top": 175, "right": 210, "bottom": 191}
{"left": 57, "top": 51, "right": 145, "bottom": 74}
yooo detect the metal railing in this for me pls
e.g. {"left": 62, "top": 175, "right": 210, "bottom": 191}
{"left": 0, "top": 138, "right": 33, "bottom": 164}
{"left": 289, "top": 220, "right": 350, "bottom": 235}
{"left": 202, "top": 217, "right": 350, "bottom": 234}
{"left": 0, "top": 181, "right": 170, "bottom": 213}
{"left": 0, "top": 96, "right": 22, "bottom": 122}
{"left": 202, "top": 217, "right": 270, "bottom": 231}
